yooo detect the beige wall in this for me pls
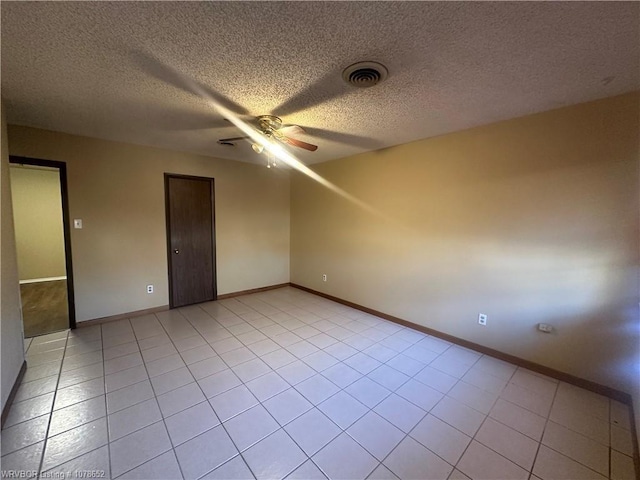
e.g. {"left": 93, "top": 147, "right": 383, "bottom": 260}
{"left": 8, "top": 127, "right": 290, "bottom": 322}
{"left": 291, "top": 93, "right": 640, "bottom": 403}
{"left": 1, "top": 100, "right": 25, "bottom": 411}
{"left": 10, "top": 165, "right": 66, "bottom": 281}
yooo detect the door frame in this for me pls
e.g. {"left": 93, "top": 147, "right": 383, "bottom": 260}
{"left": 164, "top": 173, "right": 217, "bottom": 308}
{"left": 9, "top": 155, "right": 77, "bottom": 330}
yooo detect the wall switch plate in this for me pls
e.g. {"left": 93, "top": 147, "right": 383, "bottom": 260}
{"left": 322, "top": 274, "right": 327, "bottom": 282}
{"left": 478, "top": 313, "right": 487, "bottom": 326}
{"left": 538, "top": 323, "right": 553, "bottom": 333}
{"left": 146, "top": 285, "right": 154, "bottom": 294}
{"left": 73, "top": 219, "right": 83, "bottom": 229}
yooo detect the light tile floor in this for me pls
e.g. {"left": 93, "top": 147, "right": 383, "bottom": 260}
{"left": 3, "top": 287, "right": 637, "bottom": 480}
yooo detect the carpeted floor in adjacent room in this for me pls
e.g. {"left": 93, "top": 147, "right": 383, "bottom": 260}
{"left": 20, "top": 279, "right": 68, "bottom": 337}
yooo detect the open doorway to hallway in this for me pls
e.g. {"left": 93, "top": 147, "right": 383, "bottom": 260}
{"left": 9, "top": 157, "right": 75, "bottom": 337}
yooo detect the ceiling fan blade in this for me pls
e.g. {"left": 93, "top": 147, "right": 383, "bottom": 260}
{"left": 280, "top": 136, "right": 318, "bottom": 152}
{"left": 218, "top": 136, "right": 250, "bottom": 143}
{"left": 301, "top": 126, "right": 383, "bottom": 149}
{"left": 273, "top": 70, "right": 352, "bottom": 116}
{"left": 171, "top": 117, "right": 231, "bottom": 132}
{"left": 127, "top": 103, "right": 230, "bottom": 132}
{"left": 132, "top": 50, "right": 249, "bottom": 115}
{"left": 279, "top": 124, "right": 306, "bottom": 136}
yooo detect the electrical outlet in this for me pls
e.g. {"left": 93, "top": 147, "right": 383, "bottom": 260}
{"left": 322, "top": 274, "right": 327, "bottom": 282}
{"left": 146, "top": 285, "right": 154, "bottom": 294}
{"left": 478, "top": 313, "right": 487, "bottom": 326}
{"left": 538, "top": 323, "right": 553, "bottom": 333}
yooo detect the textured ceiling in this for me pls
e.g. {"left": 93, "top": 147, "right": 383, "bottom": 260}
{"left": 1, "top": 2, "right": 639, "bottom": 165}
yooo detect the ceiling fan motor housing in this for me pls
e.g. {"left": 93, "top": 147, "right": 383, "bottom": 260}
{"left": 257, "top": 115, "right": 282, "bottom": 134}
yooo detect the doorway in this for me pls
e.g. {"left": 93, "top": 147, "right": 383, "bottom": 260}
{"left": 9, "top": 156, "right": 76, "bottom": 337}
{"left": 165, "top": 174, "right": 217, "bottom": 308}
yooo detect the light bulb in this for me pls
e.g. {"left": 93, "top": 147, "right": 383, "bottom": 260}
{"left": 252, "top": 143, "right": 264, "bottom": 154}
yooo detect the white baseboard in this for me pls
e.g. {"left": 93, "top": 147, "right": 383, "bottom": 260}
{"left": 19, "top": 276, "right": 67, "bottom": 285}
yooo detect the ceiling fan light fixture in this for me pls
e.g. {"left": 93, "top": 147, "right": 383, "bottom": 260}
{"left": 342, "top": 61, "right": 388, "bottom": 88}
{"left": 252, "top": 143, "right": 264, "bottom": 154}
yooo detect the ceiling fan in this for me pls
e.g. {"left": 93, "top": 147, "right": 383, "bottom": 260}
{"left": 217, "top": 115, "right": 318, "bottom": 159}
{"left": 132, "top": 52, "right": 385, "bottom": 168}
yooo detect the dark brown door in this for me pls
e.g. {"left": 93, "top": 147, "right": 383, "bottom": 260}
{"left": 165, "top": 174, "right": 216, "bottom": 308}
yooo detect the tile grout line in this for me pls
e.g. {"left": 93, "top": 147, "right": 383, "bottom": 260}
{"left": 227, "top": 298, "right": 439, "bottom": 477}
{"left": 101, "top": 325, "right": 112, "bottom": 480}
{"left": 100, "top": 313, "right": 189, "bottom": 478}
{"left": 187, "top": 302, "right": 316, "bottom": 480}
{"left": 527, "top": 377, "right": 559, "bottom": 480}
{"left": 326, "top": 327, "right": 563, "bottom": 478}
{"left": 120, "top": 311, "right": 187, "bottom": 480}
{"left": 540, "top": 408, "right": 616, "bottom": 478}
{"left": 41, "top": 330, "right": 108, "bottom": 474}
{"left": 609, "top": 398, "right": 612, "bottom": 480}
{"left": 109, "top": 306, "right": 273, "bottom": 479}
{"left": 450, "top": 363, "right": 519, "bottom": 477}
{"left": 211, "top": 288, "right": 348, "bottom": 478}
{"left": 190, "top": 302, "right": 291, "bottom": 480}
{"left": 183, "top": 302, "right": 296, "bottom": 479}
{"left": 195, "top": 297, "right": 397, "bottom": 479}
{"left": 279, "top": 301, "right": 459, "bottom": 478}
{"left": 314, "top": 298, "right": 461, "bottom": 477}
{"left": 300, "top": 294, "right": 441, "bottom": 478}
{"left": 382, "top": 355, "right": 488, "bottom": 476}
{"left": 35, "top": 330, "right": 70, "bottom": 476}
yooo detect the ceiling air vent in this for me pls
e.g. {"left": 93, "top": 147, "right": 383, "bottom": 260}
{"left": 342, "top": 61, "right": 388, "bottom": 88}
